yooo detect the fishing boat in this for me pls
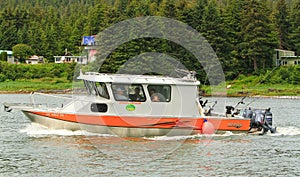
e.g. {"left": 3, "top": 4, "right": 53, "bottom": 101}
{"left": 3, "top": 71, "right": 275, "bottom": 137}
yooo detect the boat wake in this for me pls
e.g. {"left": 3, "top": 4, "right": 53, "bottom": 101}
{"left": 145, "top": 131, "right": 246, "bottom": 141}
{"left": 268, "top": 126, "right": 300, "bottom": 136}
{"left": 146, "top": 127, "right": 300, "bottom": 141}
{"left": 20, "top": 123, "right": 114, "bottom": 137}
{"left": 20, "top": 124, "right": 300, "bottom": 139}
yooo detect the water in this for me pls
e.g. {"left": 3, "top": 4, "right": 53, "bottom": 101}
{"left": 1, "top": 94, "right": 300, "bottom": 176}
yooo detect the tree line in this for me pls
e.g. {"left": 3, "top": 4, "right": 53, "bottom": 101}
{"left": 0, "top": 0, "right": 300, "bottom": 81}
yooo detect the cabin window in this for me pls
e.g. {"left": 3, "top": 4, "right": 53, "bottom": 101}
{"left": 112, "top": 84, "right": 146, "bottom": 102}
{"left": 147, "top": 85, "right": 171, "bottom": 102}
{"left": 84, "top": 81, "right": 109, "bottom": 99}
{"left": 84, "top": 80, "right": 97, "bottom": 95}
{"left": 95, "top": 82, "right": 110, "bottom": 99}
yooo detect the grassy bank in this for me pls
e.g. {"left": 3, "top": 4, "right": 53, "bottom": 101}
{"left": 201, "top": 83, "right": 300, "bottom": 97}
{"left": 0, "top": 78, "right": 74, "bottom": 93}
{"left": 0, "top": 78, "right": 299, "bottom": 97}
{"left": 201, "top": 66, "right": 300, "bottom": 97}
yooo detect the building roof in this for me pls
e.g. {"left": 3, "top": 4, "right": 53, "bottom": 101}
{"left": 28, "top": 55, "right": 39, "bottom": 60}
{"left": 274, "top": 49, "right": 295, "bottom": 52}
{"left": 0, "top": 50, "right": 13, "bottom": 55}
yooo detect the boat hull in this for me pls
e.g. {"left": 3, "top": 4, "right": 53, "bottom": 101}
{"left": 22, "top": 110, "right": 250, "bottom": 137}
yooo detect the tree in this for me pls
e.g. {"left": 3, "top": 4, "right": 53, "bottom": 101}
{"left": 175, "top": 0, "right": 193, "bottom": 25}
{"left": 27, "top": 21, "right": 47, "bottom": 55}
{"left": 289, "top": 0, "right": 300, "bottom": 55}
{"left": 201, "top": 1, "right": 231, "bottom": 70}
{"left": 222, "top": 0, "right": 245, "bottom": 77}
{"left": 12, "top": 44, "right": 34, "bottom": 63}
{"left": 0, "top": 51, "right": 7, "bottom": 61}
{"left": 239, "top": 0, "right": 277, "bottom": 72}
{"left": 190, "top": 0, "right": 208, "bottom": 31}
{"left": 274, "top": 0, "right": 290, "bottom": 50}
{"left": 0, "top": 8, "right": 18, "bottom": 49}
{"left": 157, "top": 0, "right": 177, "bottom": 18}
{"left": 85, "top": 3, "right": 107, "bottom": 35}
{"left": 126, "top": 0, "right": 152, "bottom": 17}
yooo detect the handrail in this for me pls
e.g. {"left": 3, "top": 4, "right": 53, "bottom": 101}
{"left": 30, "top": 92, "right": 72, "bottom": 109}
{"left": 32, "top": 92, "right": 73, "bottom": 100}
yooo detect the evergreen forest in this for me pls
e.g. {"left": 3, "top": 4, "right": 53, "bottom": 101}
{"left": 0, "top": 0, "right": 300, "bottom": 84}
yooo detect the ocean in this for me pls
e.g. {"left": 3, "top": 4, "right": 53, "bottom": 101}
{"left": 1, "top": 94, "right": 299, "bottom": 176}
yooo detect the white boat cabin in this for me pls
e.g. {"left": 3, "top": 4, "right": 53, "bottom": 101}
{"left": 76, "top": 72, "right": 202, "bottom": 118}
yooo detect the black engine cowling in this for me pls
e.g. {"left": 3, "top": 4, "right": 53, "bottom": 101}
{"left": 243, "top": 108, "right": 276, "bottom": 134}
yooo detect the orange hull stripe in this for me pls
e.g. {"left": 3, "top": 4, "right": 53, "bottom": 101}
{"left": 27, "top": 111, "right": 250, "bottom": 131}
{"left": 28, "top": 111, "right": 204, "bottom": 129}
{"left": 207, "top": 118, "right": 250, "bottom": 131}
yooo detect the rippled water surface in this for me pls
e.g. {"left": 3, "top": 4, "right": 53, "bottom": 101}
{"left": 1, "top": 94, "right": 300, "bottom": 176}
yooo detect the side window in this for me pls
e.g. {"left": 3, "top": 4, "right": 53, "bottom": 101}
{"left": 95, "top": 82, "right": 109, "bottom": 99}
{"left": 112, "top": 84, "right": 146, "bottom": 102}
{"left": 128, "top": 85, "right": 146, "bottom": 102}
{"left": 84, "top": 80, "right": 97, "bottom": 95}
{"left": 84, "top": 80, "right": 90, "bottom": 94}
{"left": 112, "top": 84, "right": 129, "bottom": 101}
{"left": 148, "top": 85, "right": 171, "bottom": 102}
{"left": 84, "top": 81, "right": 110, "bottom": 99}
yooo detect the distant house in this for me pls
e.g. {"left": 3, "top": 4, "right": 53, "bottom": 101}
{"left": 274, "top": 49, "right": 300, "bottom": 66}
{"left": 0, "top": 50, "right": 18, "bottom": 64}
{"left": 279, "top": 56, "right": 300, "bottom": 66}
{"left": 54, "top": 56, "right": 87, "bottom": 64}
{"left": 26, "top": 55, "right": 44, "bottom": 64}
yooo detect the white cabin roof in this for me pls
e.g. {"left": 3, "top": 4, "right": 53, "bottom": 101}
{"left": 77, "top": 72, "right": 200, "bottom": 86}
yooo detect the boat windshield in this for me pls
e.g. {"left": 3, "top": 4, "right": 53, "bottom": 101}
{"left": 84, "top": 80, "right": 109, "bottom": 99}
{"left": 112, "top": 84, "right": 146, "bottom": 102}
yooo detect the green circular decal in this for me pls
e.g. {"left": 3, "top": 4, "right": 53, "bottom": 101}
{"left": 126, "top": 104, "right": 136, "bottom": 111}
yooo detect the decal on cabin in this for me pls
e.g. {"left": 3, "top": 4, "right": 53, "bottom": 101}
{"left": 126, "top": 104, "right": 136, "bottom": 111}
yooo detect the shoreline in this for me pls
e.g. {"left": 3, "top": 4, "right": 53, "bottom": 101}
{"left": 203, "top": 94, "right": 300, "bottom": 99}
{"left": 251, "top": 95, "right": 300, "bottom": 99}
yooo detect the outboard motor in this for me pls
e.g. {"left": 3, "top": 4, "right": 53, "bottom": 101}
{"left": 242, "top": 108, "right": 253, "bottom": 119}
{"left": 265, "top": 108, "right": 273, "bottom": 126}
{"left": 248, "top": 108, "right": 276, "bottom": 134}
